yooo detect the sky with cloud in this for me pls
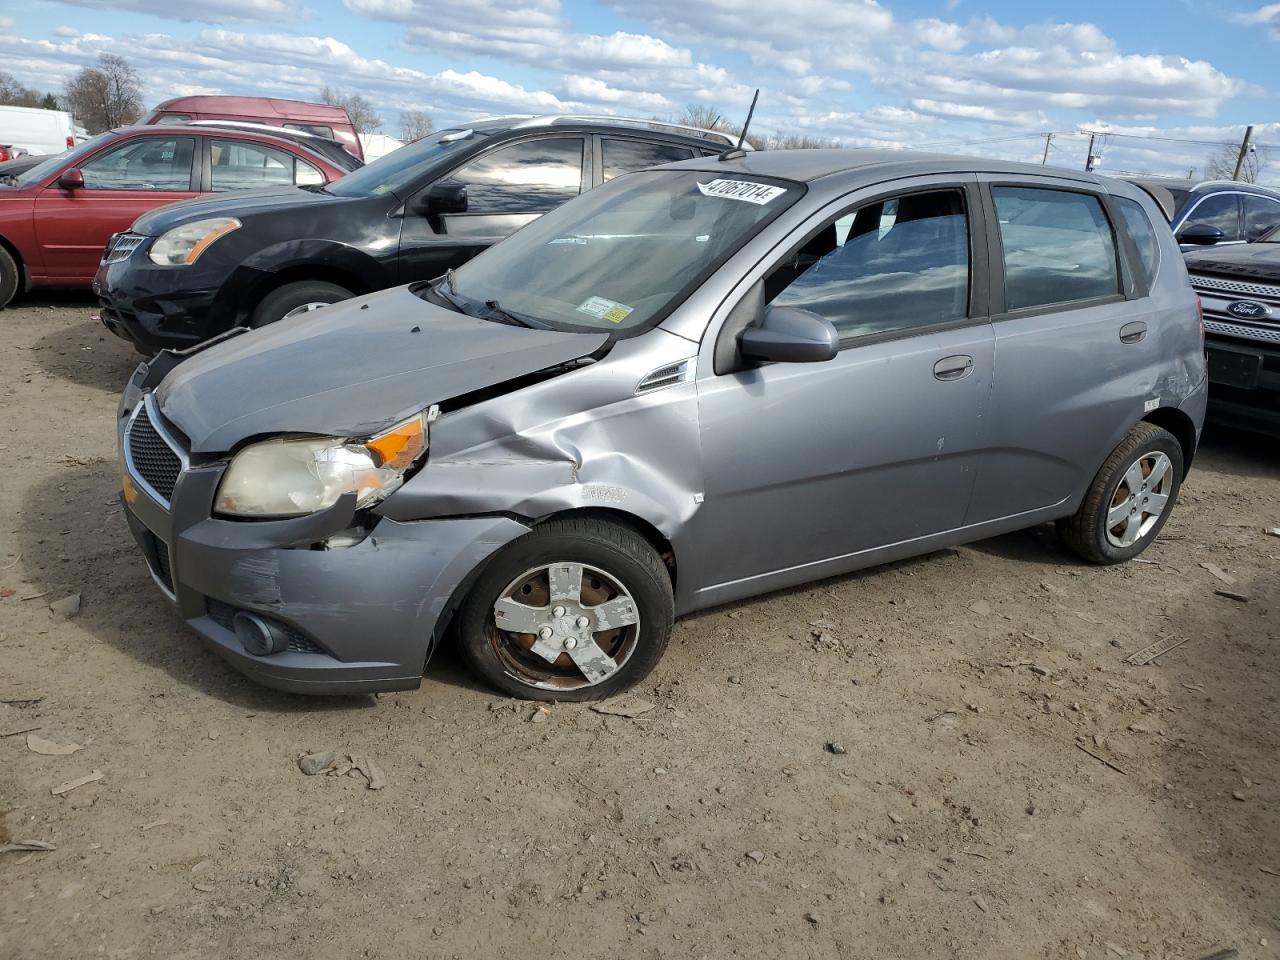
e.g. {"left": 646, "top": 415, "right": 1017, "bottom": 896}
{"left": 1, "top": 0, "right": 1277, "bottom": 180}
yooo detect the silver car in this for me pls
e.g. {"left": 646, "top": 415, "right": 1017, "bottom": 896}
{"left": 118, "top": 149, "right": 1207, "bottom": 700}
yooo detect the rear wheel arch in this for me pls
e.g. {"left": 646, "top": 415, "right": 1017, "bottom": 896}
{"left": 1143, "top": 406, "right": 1197, "bottom": 476}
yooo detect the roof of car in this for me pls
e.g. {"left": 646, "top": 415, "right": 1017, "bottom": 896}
{"left": 451, "top": 114, "right": 737, "bottom": 148}
{"left": 662, "top": 148, "right": 1108, "bottom": 184}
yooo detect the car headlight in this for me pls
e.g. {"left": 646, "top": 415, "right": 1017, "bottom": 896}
{"left": 148, "top": 217, "right": 241, "bottom": 266}
{"left": 214, "top": 411, "right": 432, "bottom": 518}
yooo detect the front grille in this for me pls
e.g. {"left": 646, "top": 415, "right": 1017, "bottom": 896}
{"left": 1191, "top": 274, "right": 1280, "bottom": 301}
{"left": 1205, "top": 319, "right": 1280, "bottom": 345}
{"left": 145, "top": 531, "right": 174, "bottom": 592}
{"left": 126, "top": 402, "right": 183, "bottom": 505}
{"left": 205, "top": 600, "right": 327, "bottom": 656}
{"left": 102, "top": 232, "right": 144, "bottom": 264}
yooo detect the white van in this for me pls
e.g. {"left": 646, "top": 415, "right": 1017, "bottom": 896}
{"left": 0, "top": 106, "right": 78, "bottom": 156}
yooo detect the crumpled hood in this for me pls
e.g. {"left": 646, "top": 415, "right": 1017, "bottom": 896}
{"left": 156, "top": 286, "right": 608, "bottom": 454}
{"left": 131, "top": 186, "right": 346, "bottom": 236}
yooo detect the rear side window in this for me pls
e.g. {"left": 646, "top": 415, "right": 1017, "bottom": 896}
{"left": 1182, "top": 193, "right": 1242, "bottom": 241}
{"left": 993, "top": 187, "right": 1119, "bottom": 311}
{"left": 443, "top": 137, "right": 584, "bottom": 214}
{"left": 1244, "top": 194, "right": 1280, "bottom": 241}
{"left": 1113, "top": 196, "right": 1160, "bottom": 289}
{"left": 209, "top": 138, "right": 320, "bottom": 191}
{"left": 601, "top": 139, "right": 695, "bottom": 181}
{"left": 768, "top": 188, "right": 970, "bottom": 340}
{"left": 152, "top": 114, "right": 192, "bottom": 126}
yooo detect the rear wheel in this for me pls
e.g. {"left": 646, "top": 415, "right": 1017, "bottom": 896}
{"left": 455, "top": 518, "right": 674, "bottom": 701}
{"left": 1058, "top": 422, "right": 1183, "bottom": 564}
{"left": 249, "top": 280, "right": 352, "bottom": 328}
{"left": 0, "top": 245, "right": 20, "bottom": 309}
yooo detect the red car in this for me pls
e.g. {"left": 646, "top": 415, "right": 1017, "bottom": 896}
{"left": 0, "top": 125, "right": 350, "bottom": 308}
{"left": 143, "top": 96, "right": 363, "bottom": 162}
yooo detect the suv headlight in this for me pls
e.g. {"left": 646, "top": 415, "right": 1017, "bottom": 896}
{"left": 214, "top": 411, "right": 431, "bottom": 518}
{"left": 149, "top": 217, "right": 241, "bottom": 266}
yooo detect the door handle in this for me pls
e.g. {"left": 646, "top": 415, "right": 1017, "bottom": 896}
{"left": 933, "top": 355, "right": 974, "bottom": 381}
{"left": 1119, "top": 321, "right": 1147, "bottom": 344}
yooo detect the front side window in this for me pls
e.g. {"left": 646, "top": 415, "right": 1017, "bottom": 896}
{"left": 1113, "top": 196, "right": 1160, "bottom": 289}
{"left": 993, "top": 187, "right": 1119, "bottom": 310}
{"left": 1244, "top": 194, "right": 1280, "bottom": 241}
{"left": 1182, "top": 193, "right": 1242, "bottom": 241}
{"left": 443, "top": 170, "right": 800, "bottom": 334}
{"left": 209, "top": 138, "right": 316, "bottom": 191}
{"left": 442, "top": 137, "right": 584, "bottom": 214}
{"left": 767, "top": 189, "right": 970, "bottom": 340}
{"left": 79, "top": 136, "right": 195, "bottom": 191}
{"left": 602, "top": 139, "right": 695, "bottom": 181}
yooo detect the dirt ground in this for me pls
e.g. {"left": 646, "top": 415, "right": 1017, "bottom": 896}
{"left": 0, "top": 295, "right": 1276, "bottom": 960}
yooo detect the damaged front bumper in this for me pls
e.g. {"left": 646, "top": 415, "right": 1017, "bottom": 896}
{"left": 118, "top": 386, "right": 529, "bottom": 695}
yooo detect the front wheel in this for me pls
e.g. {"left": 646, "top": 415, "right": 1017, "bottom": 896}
{"left": 1058, "top": 421, "right": 1183, "bottom": 564}
{"left": 0, "top": 245, "right": 19, "bottom": 309}
{"left": 249, "top": 280, "right": 352, "bottom": 328}
{"left": 455, "top": 518, "right": 674, "bottom": 701}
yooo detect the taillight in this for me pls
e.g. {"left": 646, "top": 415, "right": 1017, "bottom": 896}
{"left": 66, "top": 135, "right": 75, "bottom": 149}
{"left": 0, "top": 146, "right": 10, "bottom": 162}
{"left": 1195, "top": 294, "right": 1205, "bottom": 352}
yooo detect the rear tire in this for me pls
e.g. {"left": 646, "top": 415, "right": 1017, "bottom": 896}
{"left": 0, "top": 245, "right": 20, "bottom": 309}
{"left": 1058, "top": 422, "right": 1183, "bottom": 565}
{"left": 249, "top": 280, "right": 352, "bottom": 328}
{"left": 455, "top": 518, "right": 674, "bottom": 701}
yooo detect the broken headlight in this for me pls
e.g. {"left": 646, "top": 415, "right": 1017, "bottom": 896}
{"left": 214, "top": 411, "right": 431, "bottom": 519}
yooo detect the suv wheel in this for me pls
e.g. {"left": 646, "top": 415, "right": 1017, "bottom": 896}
{"left": 455, "top": 518, "right": 674, "bottom": 701}
{"left": 1058, "top": 421, "right": 1183, "bottom": 565}
{"left": 250, "top": 280, "right": 352, "bottom": 328}
{"left": 0, "top": 245, "right": 20, "bottom": 309}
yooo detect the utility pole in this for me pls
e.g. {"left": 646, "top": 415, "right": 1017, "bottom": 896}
{"left": 1041, "top": 132, "right": 1053, "bottom": 165}
{"left": 1233, "top": 125, "right": 1255, "bottom": 181}
{"left": 1084, "top": 132, "right": 1096, "bottom": 171}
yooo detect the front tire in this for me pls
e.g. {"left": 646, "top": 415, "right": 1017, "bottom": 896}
{"left": 249, "top": 280, "right": 352, "bottom": 328}
{"left": 455, "top": 518, "right": 674, "bottom": 701}
{"left": 0, "top": 245, "right": 20, "bottom": 309}
{"left": 1058, "top": 421, "right": 1183, "bottom": 564}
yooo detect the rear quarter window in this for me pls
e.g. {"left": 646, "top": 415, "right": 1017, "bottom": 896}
{"left": 1112, "top": 196, "right": 1160, "bottom": 290}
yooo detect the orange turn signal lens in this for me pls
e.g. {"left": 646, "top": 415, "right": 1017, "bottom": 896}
{"left": 185, "top": 220, "right": 241, "bottom": 264}
{"left": 122, "top": 473, "right": 138, "bottom": 505}
{"left": 364, "top": 413, "right": 427, "bottom": 470}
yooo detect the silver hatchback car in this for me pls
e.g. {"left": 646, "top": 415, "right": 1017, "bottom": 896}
{"left": 118, "top": 150, "right": 1207, "bottom": 700}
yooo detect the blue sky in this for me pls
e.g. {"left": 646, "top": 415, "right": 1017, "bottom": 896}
{"left": 1, "top": 0, "right": 1277, "bottom": 178}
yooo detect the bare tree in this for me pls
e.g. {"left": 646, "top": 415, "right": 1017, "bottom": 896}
{"left": 1205, "top": 142, "right": 1263, "bottom": 183}
{"left": 319, "top": 86, "right": 381, "bottom": 135}
{"left": 762, "top": 132, "right": 841, "bottom": 150}
{"left": 673, "top": 103, "right": 839, "bottom": 150}
{"left": 0, "top": 71, "right": 51, "bottom": 109}
{"left": 64, "top": 54, "right": 143, "bottom": 133}
{"left": 398, "top": 109, "right": 434, "bottom": 142}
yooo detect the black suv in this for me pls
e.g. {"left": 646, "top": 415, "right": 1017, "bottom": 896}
{"left": 94, "top": 115, "right": 736, "bottom": 353}
{"left": 1185, "top": 224, "right": 1280, "bottom": 434}
{"left": 1123, "top": 177, "right": 1280, "bottom": 250}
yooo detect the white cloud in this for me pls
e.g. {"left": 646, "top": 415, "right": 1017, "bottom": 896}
{"left": 53, "top": 0, "right": 301, "bottom": 24}
{"left": 0, "top": 16, "right": 15, "bottom": 31}
{"left": 1232, "top": 3, "right": 1280, "bottom": 37}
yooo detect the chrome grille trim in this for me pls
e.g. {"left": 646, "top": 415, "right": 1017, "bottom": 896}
{"left": 1205, "top": 319, "right": 1280, "bottom": 345}
{"left": 124, "top": 394, "right": 188, "bottom": 508}
{"left": 1190, "top": 274, "right": 1280, "bottom": 301}
{"left": 635, "top": 359, "right": 695, "bottom": 395}
{"left": 102, "top": 232, "right": 145, "bottom": 265}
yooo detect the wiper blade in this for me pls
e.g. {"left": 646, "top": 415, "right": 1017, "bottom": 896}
{"left": 483, "top": 299, "right": 544, "bottom": 329}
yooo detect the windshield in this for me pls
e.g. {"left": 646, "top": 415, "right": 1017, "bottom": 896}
{"left": 326, "top": 128, "right": 490, "bottom": 199}
{"left": 9, "top": 132, "right": 117, "bottom": 187}
{"left": 1261, "top": 224, "right": 1280, "bottom": 242}
{"left": 441, "top": 169, "right": 802, "bottom": 334}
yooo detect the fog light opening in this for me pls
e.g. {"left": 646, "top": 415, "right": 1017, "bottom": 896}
{"left": 232, "top": 611, "right": 289, "bottom": 657}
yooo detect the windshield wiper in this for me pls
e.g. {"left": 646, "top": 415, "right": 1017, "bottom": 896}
{"left": 482, "top": 299, "right": 543, "bottom": 329}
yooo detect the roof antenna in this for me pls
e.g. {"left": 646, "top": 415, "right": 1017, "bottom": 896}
{"left": 719, "top": 89, "right": 759, "bottom": 162}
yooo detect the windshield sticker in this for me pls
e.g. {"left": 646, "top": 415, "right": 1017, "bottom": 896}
{"left": 696, "top": 179, "right": 787, "bottom": 205}
{"left": 576, "top": 296, "right": 634, "bottom": 324}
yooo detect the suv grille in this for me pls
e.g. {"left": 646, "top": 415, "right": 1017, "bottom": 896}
{"left": 1191, "top": 274, "right": 1280, "bottom": 301}
{"left": 126, "top": 402, "right": 183, "bottom": 506}
{"left": 103, "top": 232, "right": 145, "bottom": 264}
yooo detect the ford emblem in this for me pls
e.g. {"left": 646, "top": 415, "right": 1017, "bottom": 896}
{"left": 1226, "top": 299, "right": 1270, "bottom": 320}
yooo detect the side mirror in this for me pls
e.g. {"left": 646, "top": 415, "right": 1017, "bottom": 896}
{"left": 741, "top": 306, "right": 839, "bottom": 364}
{"left": 1177, "top": 223, "right": 1225, "bottom": 246}
{"left": 58, "top": 167, "right": 84, "bottom": 190}
{"left": 415, "top": 182, "right": 467, "bottom": 216}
